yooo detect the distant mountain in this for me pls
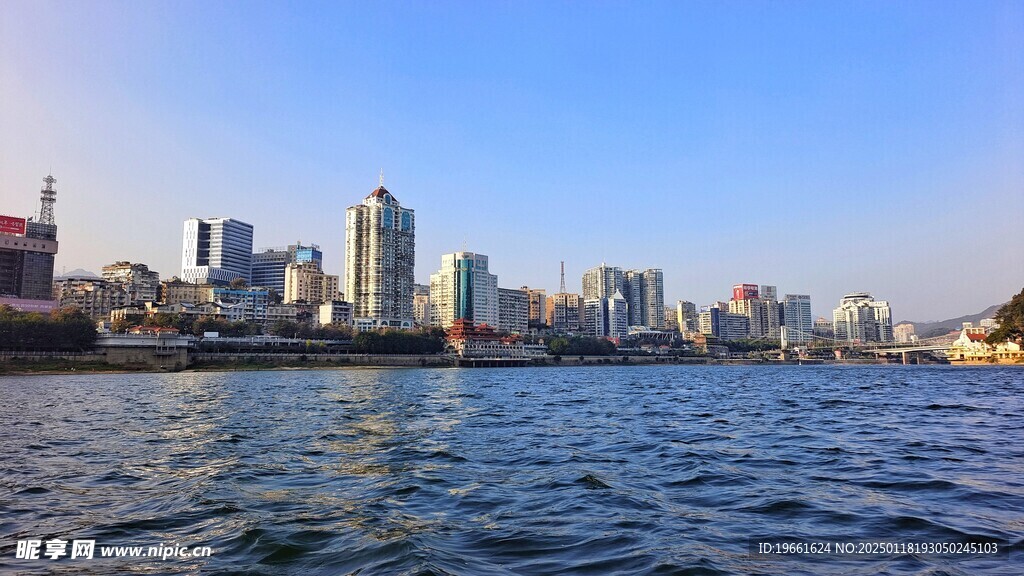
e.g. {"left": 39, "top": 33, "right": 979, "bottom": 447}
{"left": 900, "top": 304, "right": 1006, "bottom": 339}
{"left": 54, "top": 268, "right": 100, "bottom": 280}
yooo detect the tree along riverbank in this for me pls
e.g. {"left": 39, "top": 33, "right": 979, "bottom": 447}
{"left": 0, "top": 353, "right": 907, "bottom": 376}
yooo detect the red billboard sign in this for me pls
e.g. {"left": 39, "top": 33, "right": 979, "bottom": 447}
{"left": 732, "top": 283, "right": 759, "bottom": 300}
{"left": 0, "top": 215, "right": 26, "bottom": 235}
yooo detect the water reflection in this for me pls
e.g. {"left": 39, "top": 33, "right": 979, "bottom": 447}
{"left": 0, "top": 366, "right": 1021, "bottom": 575}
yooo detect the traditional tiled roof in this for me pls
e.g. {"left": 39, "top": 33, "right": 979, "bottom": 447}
{"left": 967, "top": 333, "right": 987, "bottom": 342}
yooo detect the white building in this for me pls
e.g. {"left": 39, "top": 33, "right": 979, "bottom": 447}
{"left": 429, "top": 251, "right": 499, "bottom": 329}
{"left": 319, "top": 300, "right": 353, "bottom": 326}
{"left": 833, "top": 292, "right": 893, "bottom": 343}
{"left": 497, "top": 287, "right": 529, "bottom": 334}
{"left": 583, "top": 290, "right": 628, "bottom": 339}
{"left": 782, "top": 294, "right": 813, "bottom": 344}
{"left": 344, "top": 181, "right": 415, "bottom": 329}
{"left": 181, "top": 218, "right": 253, "bottom": 285}
{"left": 582, "top": 264, "right": 624, "bottom": 301}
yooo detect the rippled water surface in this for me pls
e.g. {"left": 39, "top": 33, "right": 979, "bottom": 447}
{"left": 2, "top": 365, "right": 1023, "bottom": 575}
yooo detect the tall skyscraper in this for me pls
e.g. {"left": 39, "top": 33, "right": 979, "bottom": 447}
{"left": 591, "top": 265, "right": 664, "bottom": 328}
{"left": 0, "top": 175, "right": 59, "bottom": 304}
{"left": 760, "top": 285, "right": 781, "bottom": 339}
{"left": 429, "top": 251, "right": 499, "bottom": 329}
{"left": 181, "top": 217, "right": 253, "bottom": 285}
{"left": 782, "top": 294, "right": 813, "bottom": 344}
{"left": 582, "top": 264, "right": 624, "bottom": 301}
{"left": 642, "top": 268, "right": 665, "bottom": 329}
{"left": 624, "top": 270, "right": 643, "bottom": 326}
{"left": 729, "top": 295, "right": 765, "bottom": 338}
{"left": 345, "top": 180, "right": 415, "bottom": 329}
{"left": 833, "top": 292, "right": 893, "bottom": 343}
{"left": 583, "top": 290, "right": 628, "bottom": 339}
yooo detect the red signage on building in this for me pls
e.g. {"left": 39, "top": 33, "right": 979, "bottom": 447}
{"left": 0, "top": 215, "right": 27, "bottom": 235}
{"left": 732, "top": 283, "right": 759, "bottom": 300}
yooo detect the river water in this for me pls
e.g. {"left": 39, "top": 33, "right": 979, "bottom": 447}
{"left": 1, "top": 365, "right": 1022, "bottom": 575}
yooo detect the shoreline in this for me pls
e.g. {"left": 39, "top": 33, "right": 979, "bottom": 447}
{"left": 4, "top": 357, "right": 1010, "bottom": 377}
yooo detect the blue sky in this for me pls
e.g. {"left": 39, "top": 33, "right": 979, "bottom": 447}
{"left": 1, "top": 0, "right": 1021, "bottom": 321}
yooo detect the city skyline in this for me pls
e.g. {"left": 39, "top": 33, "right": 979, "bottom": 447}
{"left": 2, "top": 1, "right": 1022, "bottom": 321}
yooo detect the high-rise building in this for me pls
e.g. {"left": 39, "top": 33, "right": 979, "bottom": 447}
{"left": 498, "top": 287, "right": 529, "bottom": 334}
{"left": 868, "top": 300, "right": 894, "bottom": 342}
{"left": 676, "top": 300, "right": 697, "bottom": 333}
{"left": 0, "top": 175, "right": 59, "bottom": 303}
{"left": 521, "top": 286, "right": 547, "bottom": 328}
{"left": 547, "top": 292, "right": 582, "bottom": 333}
{"left": 344, "top": 180, "right": 415, "bottom": 329}
{"left": 284, "top": 262, "right": 341, "bottom": 304}
{"left": 181, "top": 217, "right": 253, "bottom": 285}
{"left": 582, "top": 264, "right": 624, "bottom": 301}
{"left": 583, "top": 291, "right": 628, "bottom": 339}
{"left": 728, "top": 297, "right": 764, "bottom": 338}
{"left": 624, "top": 270, "right": 643, "bottom": 326}
{"left": 664, "top": 306, "right": 679, "bottom": 331}
{"left": 429, "top": 251, "right": 499, "bottom": 329}
{"left": 102, "top": 262, "right": 160, "bottom": 304}
{"left": 698, "top": 302, "right": 749, "bottom": 341}
{"left": 833, "top": 292, "right": 893, "bottom": 343}
{"left": 593, "top": 265, "right": 663, "bottom": 328}
{"left": 782, "top": 294, "right": 813, "bottom": 344}
{"left": 642, "top": 268, "right": 665, "bottom": 329}
{"left": 894, "top": 323, "right": 916, "bottom": 343}
{"left": 698, "top": 306, "right": 718, "bottom": 337}
{"left": 413, "top": 283, "right": 431, "bottom": 326}
{"left": 760, "top": 285, "right": 781, "bottom": 339}
{"left": 719, "top": 312, "right": 751, "bottom": 341}
{"left": 251, "top": 243, "right": 322, "bottom": 293}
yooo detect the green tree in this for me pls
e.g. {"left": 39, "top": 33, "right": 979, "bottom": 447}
{"left": 548, "top": 337, "right": 569, "bottom": 355}
{"left": 268, "top": 320, "right": 300, "bottom": 338}
{"left": 193, "top": 316, "right": 233, "bottom": 336}
{"left": 986, "top": 288, "right": 1024, "bottom": 344}
{"left": 0, "top": 305, "right": 96, "bottom": 351}
{"left": 229, "top": 277, "right": 248, "bottom": 289}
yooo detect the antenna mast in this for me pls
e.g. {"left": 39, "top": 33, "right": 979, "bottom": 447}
{"left": 559, "top": 261, "right": 566, "bottom": 293}
{"left": 39, "top": 174, "right": 57, "bottom": 225}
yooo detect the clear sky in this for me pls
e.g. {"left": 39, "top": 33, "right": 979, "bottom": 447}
{"left": 2, "top": 0, "right": 1021, "bottom": 322}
